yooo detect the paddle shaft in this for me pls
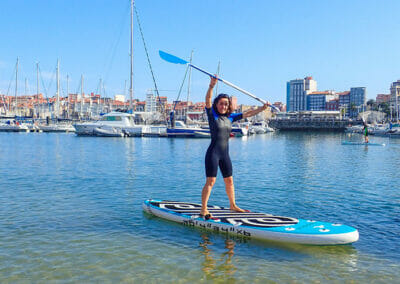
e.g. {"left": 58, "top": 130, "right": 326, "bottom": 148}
{"left": 159, "top": 50, "right": 279, "bottom": 112}
{"left": 189, "top": 63, "right": 280, "bottom": 111}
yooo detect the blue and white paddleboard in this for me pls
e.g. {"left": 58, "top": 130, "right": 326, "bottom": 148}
{"left": 143, "top": 200, "right": 359, "bottom": 245}
{"left": 342, "top": 141, "right": 385, "bottom": 146}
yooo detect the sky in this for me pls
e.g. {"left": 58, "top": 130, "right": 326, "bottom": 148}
{"left": 1, "top": 0, "right": 400, "bottom": 105}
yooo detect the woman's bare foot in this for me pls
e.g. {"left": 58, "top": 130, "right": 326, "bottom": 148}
{"left": 230, "top": 205, "right": 247, "bottom": 213}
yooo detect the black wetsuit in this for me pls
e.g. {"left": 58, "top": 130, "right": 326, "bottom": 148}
{"left": 205, "top": 107, "right": 243, "bottom": 178}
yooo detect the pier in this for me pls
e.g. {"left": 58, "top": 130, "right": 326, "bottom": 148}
{"left": 269, "top": 111, "right": 356, "bottom": 131}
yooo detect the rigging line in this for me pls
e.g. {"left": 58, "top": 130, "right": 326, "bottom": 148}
{"left": 38, "top": 65, "right": 49, "bottom": 98}
{"left": 174, "top": 64, "right": 190, "bottom": 111}
{"left": 5, "top": 61, "right": 17, "bottom": 97}
{"left": 102, "top": 1, "right": 130, "bottom": 87}
{"left": 134, "top": 3, "right": 165, "bottom": 116}
{"left": 75, "top": 76, "right": 82, "bottom": 95}
{"left": 43, "top": 64, "right": 57, "bottom": 99}
{"left": 95, "top": 79, "right": 101, "bottom": 95}
{"left": 25, "top": 78, "right": 31, "bottom": 95}
{"left": 60, "top": 81, "right": 66, "bottom": 97}
{"left": 19, "top": 65, "right": 32, "bottom": 96}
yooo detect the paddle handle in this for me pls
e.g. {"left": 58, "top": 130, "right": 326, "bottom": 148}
{"left": 220, "top": 78, "right": 266, "bottom": 104}
{"left": 221, "top": 79, "right": 280, "bottom": 112}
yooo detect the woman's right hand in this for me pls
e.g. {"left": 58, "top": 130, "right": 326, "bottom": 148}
{"left": 209, "top": 75, "right": 218, "bottom": 89}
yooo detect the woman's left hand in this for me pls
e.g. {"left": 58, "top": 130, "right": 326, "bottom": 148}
{"left": 262, "top": 102, "right": 271, "bottom": 110}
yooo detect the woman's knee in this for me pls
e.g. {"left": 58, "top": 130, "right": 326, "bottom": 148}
{"left": 223, "top": 176, "right": 234, "bottom": 187}
{"left": 205, "top": 177, "right": 216, "bottom": 187}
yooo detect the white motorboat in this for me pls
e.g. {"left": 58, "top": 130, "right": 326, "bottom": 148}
{"left": 345, "top": 125, "right": 363, "bottom": 133}
{"left": 73, "top": 111, "right": 146, "bottom": 136}
{"left": 143, "top": 125, "right": 167, "bottom": 137}
{"left": 26, "top": 123, "right": 41, "bottom": 132}
{"left": 250, "top": 121, "right": 275, "bottom": 134}
{"left": 166, "top": 121, "right": 210, "bottom": 137}
{"left": 387, "top": 124, "right": 400, "bottom": 137}
{"left": 193, "top": 131, "right": 211, "bottom": 138}
{"left": 264, "top": 124, "right": 275, "bottom": 133}
{"left": 39, "top": 123, "right": 76, "bottom": 133}
{"left": 231, "top": 123, "right": 249, "bottom": 137}
{"left": 93, "top": 125, "right": 125, "bottom": 137}
{"left": 250, "top": 122, "right": 265, "bottom": 134}
{"left": 0, "top": 122, "right": 29, "bottom": 132}
{"left": 369, "top": 124, "right": 390, "bottom": 136}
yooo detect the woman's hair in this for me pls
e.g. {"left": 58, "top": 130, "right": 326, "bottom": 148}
{"left": 212, "top": 93, "right": 234, "bottom": 116}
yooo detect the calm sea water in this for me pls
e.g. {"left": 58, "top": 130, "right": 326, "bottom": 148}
{"left": 0, "top": 132, "right": 399, "bottom": 282}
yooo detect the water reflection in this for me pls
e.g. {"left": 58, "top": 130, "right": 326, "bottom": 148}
{"left": 199, "top": 234, "right": 236, "bottom": 279}
{"left": 197, "top": 232, "right": 360, "bottom": 280}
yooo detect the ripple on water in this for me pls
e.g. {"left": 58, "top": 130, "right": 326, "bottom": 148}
{"left": 0, "top": 133, "right": 399, "bottom": 281}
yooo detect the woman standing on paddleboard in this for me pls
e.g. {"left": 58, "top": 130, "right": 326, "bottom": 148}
{"left": 200, "top": 76, "right": 270, "bottom": 219}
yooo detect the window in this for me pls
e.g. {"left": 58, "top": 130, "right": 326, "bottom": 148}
{"left": 101, "top": 116, "right": 122, "bottom": 121}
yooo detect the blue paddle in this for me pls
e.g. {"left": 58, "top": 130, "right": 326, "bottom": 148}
{"left": 159, "top": 50, "right": 280, "bottom": 112}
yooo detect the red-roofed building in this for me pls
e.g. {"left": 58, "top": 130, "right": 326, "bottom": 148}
{"left": 326, "top": 98, "right": 339, "bottom": 111}
{"left": 376, "top": 94, "right": 390, "bottom": 104}
{"left": 136, "top": 101, "right": 146, "bottom": 112}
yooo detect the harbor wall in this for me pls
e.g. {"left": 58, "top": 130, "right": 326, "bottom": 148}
{"left": 269, "top": 118, "right": 356, "bottom": 131}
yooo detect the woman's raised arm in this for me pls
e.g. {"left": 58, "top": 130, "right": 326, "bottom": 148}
{"left": 206, "top": 76, "right": 218, "bottom": 108}
{"left": 242, "top": 102, "right": 271, "bottom": 119}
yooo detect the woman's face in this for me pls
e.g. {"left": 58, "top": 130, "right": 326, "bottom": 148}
{"left": 217, "top": 98, "right": 230, "bottom": 114}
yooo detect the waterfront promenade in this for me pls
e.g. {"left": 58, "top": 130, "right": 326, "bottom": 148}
{"left": 269, "top": 117, "right": 350, "bottom": 131}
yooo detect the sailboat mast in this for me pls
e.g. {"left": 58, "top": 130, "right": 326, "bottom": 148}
{"left": 89, "top": 82, "right": 92, "bottom": 119}
{"left": 15, "top": 57, "right": 18, "bottom": 115}
{"left": 98, "top": 78, "right": 102, "bottom": 115}
{"left": 129, "top": 0, "right": 134, "bottom": 111}
{"left": 36, "top": 62, "right": 40, "bottom": 118}
{"left": 80, "top": 75, "right": 84, "bottom": 118}
{"left": 396, "top": 88, "right": 399, "bottom": 122}
{"left": 185, "top": 50, "right": 193, "bottom": 123}
{"left": 66, "top": 75, "right": 69, "bottom": 118}
{"left": 215, "top": 61, "right": 221, "bottom": 95}
{"left": 56, "top": 59, "right": 60, "bottom": 118}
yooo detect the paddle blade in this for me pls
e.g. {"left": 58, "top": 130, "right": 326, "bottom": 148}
{"left": 159, "top": 50, "right": 188, "bottom": 65}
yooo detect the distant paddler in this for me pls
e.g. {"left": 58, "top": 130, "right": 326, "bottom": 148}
{"left": 362, "top": 120, "right": 369, "bottom": 143}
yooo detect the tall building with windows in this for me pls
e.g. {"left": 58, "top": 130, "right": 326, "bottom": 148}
{"left": 307, "top": 91, "right": 335, "bottom": 111}
{"left": 338, "top": 91, "right": 350, "bottom": 117}
{"left": 390, "top": 80, "right": 400, "bottom": 120}
{"left": 349, "top": 87, "right": 366, "bottom": 118}
{"left": 145, "top": 92, "right": 156, "bottom": 112}
{"left": 286, "top": 76, "right": 317, "bottom": 112}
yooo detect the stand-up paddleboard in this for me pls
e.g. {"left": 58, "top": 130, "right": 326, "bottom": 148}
{"left": 342, "top": 141, "right": 385, "bottom": 146}
{"left": 143, "top": 200, "right": 359, "bottom": 245}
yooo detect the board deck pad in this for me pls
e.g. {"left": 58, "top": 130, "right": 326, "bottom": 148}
{"left": 143, "top": 200, "right": 359, "bottom": 245}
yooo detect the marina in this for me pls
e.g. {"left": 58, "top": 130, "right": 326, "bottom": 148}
{"left": 1, "top": 0, "right": 400, "bottom": 282}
